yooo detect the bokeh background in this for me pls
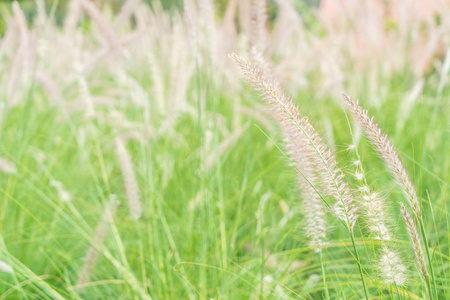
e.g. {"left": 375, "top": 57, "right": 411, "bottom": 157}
{"left": 0, "top": 0, "right": 448, "bottom": 299}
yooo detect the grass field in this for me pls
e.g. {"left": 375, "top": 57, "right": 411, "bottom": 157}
{"left": 0, "top": 0, "right": 449, "bottom": 299}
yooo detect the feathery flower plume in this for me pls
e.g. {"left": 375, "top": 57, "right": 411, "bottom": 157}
{"left": 147, "top": 53, "right": 165, "bottom": 115}
{"left": 359, "top": 185, "right": 407, "bottom": 286}
{"left": 10, "top": 1, "right": 32, "bottom": 104}
{"left": 35, "top": 0, "right": 47, "bottom": 28}
{"left": 77, "top": 197, "right": 118, "bottom": 286}
{"left": 0, "top": 261, "right": 13, "bottom": 274}
{"left": 250, "top": 0, "right": 268, "bottom": 52}
{"left": 378, "top": 248, "right": 406, "bottom": 286}
{"left": 115, "top": 0, "right": 140, "bottom": 27}
{"left": 64, "top": 0, "right": 81, "bottom": 34}
{"left": 233, "top": 53, "right": 327, "bottom": 250}
{"left": 0, "top": 157, "right": 16, "bottom": 174}
{"left": 231, "top": 53, "right": 357, "bottom": 233}
{"left": 348, "top": 139, "right": 407, "bottom": 286}
{"left": 199, "top": 0, "right": 217, "bottom": 60}
{"left": 184, "top": 0, "right": 197, "bottom": 53}
{"left": 35, "top": 71, "right": 63, "bottom": 105}
{"left": 362, "top": 191, "right": 391, "bottom": 241}
{"left": 12, "top": 1, "right": 28, "bottom": 44}
{"left": 250, "top": 47, "right": 273, "bottom": 81}
{"left": 78, "top": 0, "right": 120, "bottom": 51}
{"left": 296, "top": 154, "right": 327, "bottom": 251}
{"left": 281, "top": 107, "right": 326, "bottom": 250}
{"left": 50, "top": 180, "right": 72, "bottom": 203}
{"left": 342, "top": 94, "right": 421, "bottom": 218}
{"left": 115, "top": 137, "right": 142, "bottom": 220}
{"left": 74, "top": 61, "right": 95, "bottom": 118}
{"left": 401, "top": 204, "right": 428, "bottom": 283}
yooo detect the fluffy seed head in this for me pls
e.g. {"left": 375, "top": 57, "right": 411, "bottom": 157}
{"left": 115, "top": 137, "right": 142, "bottom": 220}
{"left": 0, "top": 157, "right": 16, "bottom": 174}
{"left": 77, "top": 197, "right": 118, "bottom": 286}
{"left": 401, "top": 203, "right": 428, "bottom": 282}
{"left": 0, "top": 261, "right": 13, "bottom": 274}
{"left": 342, "top": 94, "right": 421, "bottom": 218}
{"left": 232, "top": 54, "right": 357, "bottom": 233}
{"left": 350, "top": 145, "right": 406, "bottom": 286}
{"left": 378, "top": 248, "right": 407, "bottom": 286}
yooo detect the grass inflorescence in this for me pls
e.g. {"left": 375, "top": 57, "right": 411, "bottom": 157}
{"left": 0, "top": 0, "right": 448, "bottom": 299}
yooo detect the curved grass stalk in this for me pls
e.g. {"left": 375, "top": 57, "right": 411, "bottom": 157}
{"left": 232, "top": 54, "right": 368, "bottom": 299}
{"left": 342, "top": 94, "right": 436, "bottom": 299}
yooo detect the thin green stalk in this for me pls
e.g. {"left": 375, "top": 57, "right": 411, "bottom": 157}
{"left": 423, "top": 272, "right": 433, "bottom": 300}
{"left": 418, "top": 220, "right": 438, "bottom": 299}
{"left": 319, "top": 248, "right": 330, "bottom": 300}
{"left": 395, "top": 283, "right": 402, "bottom": 300}
{"left": 260, "top": 239, "right": 264, "bottom": 300}
{"left": 350, "top": 234, "right": 369, "bottom": 299}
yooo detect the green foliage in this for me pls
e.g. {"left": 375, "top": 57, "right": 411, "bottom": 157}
{"left": 0, "top": 0, "right": 448, "bottom": 299}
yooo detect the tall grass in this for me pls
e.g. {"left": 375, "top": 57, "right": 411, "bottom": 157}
{"left": 0, "top": 0, "right": 448, "bottom": 299}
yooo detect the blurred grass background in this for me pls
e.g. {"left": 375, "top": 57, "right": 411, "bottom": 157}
{"left": 0, "top": 0, "right": 322, "bottom": 34}
{"left": 0, "top": 0, "right": 448, "bottom": 298}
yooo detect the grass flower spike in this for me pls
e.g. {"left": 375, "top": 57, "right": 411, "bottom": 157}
{"left": 231, "top": 53, "right": 368, "bottom": 298}
{"left": 342, "top": 94, "right": 421, "bottom": 218}
{"left": 115, "top": 137, "right": 142, "bottom": 220}
{"left": 401, "top": 204, "right": 429, "bottom": 284}
{"left": 231, "top": 53, "right": 357, "bottom": 233}
{"left": 0, "top": 1, "right": 446, "bottom": 298}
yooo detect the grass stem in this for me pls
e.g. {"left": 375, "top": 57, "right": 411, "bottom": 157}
{"left": 350, "top": 234, "right": 369, "bottom": 299}
{"left": 419, "top": 219, "right": 438, "bottom": 299}
{"left": 319, "top": 248, "right": 330, "bottom": 300}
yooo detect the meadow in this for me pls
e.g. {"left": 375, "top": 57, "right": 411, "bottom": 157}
{"left": 0, "top": 0, "right": 448, "bottom": 299}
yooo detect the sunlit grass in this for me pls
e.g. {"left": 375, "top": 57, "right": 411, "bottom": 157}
{"left": 0, "top": 0, "right": 449, "bottom": 299}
